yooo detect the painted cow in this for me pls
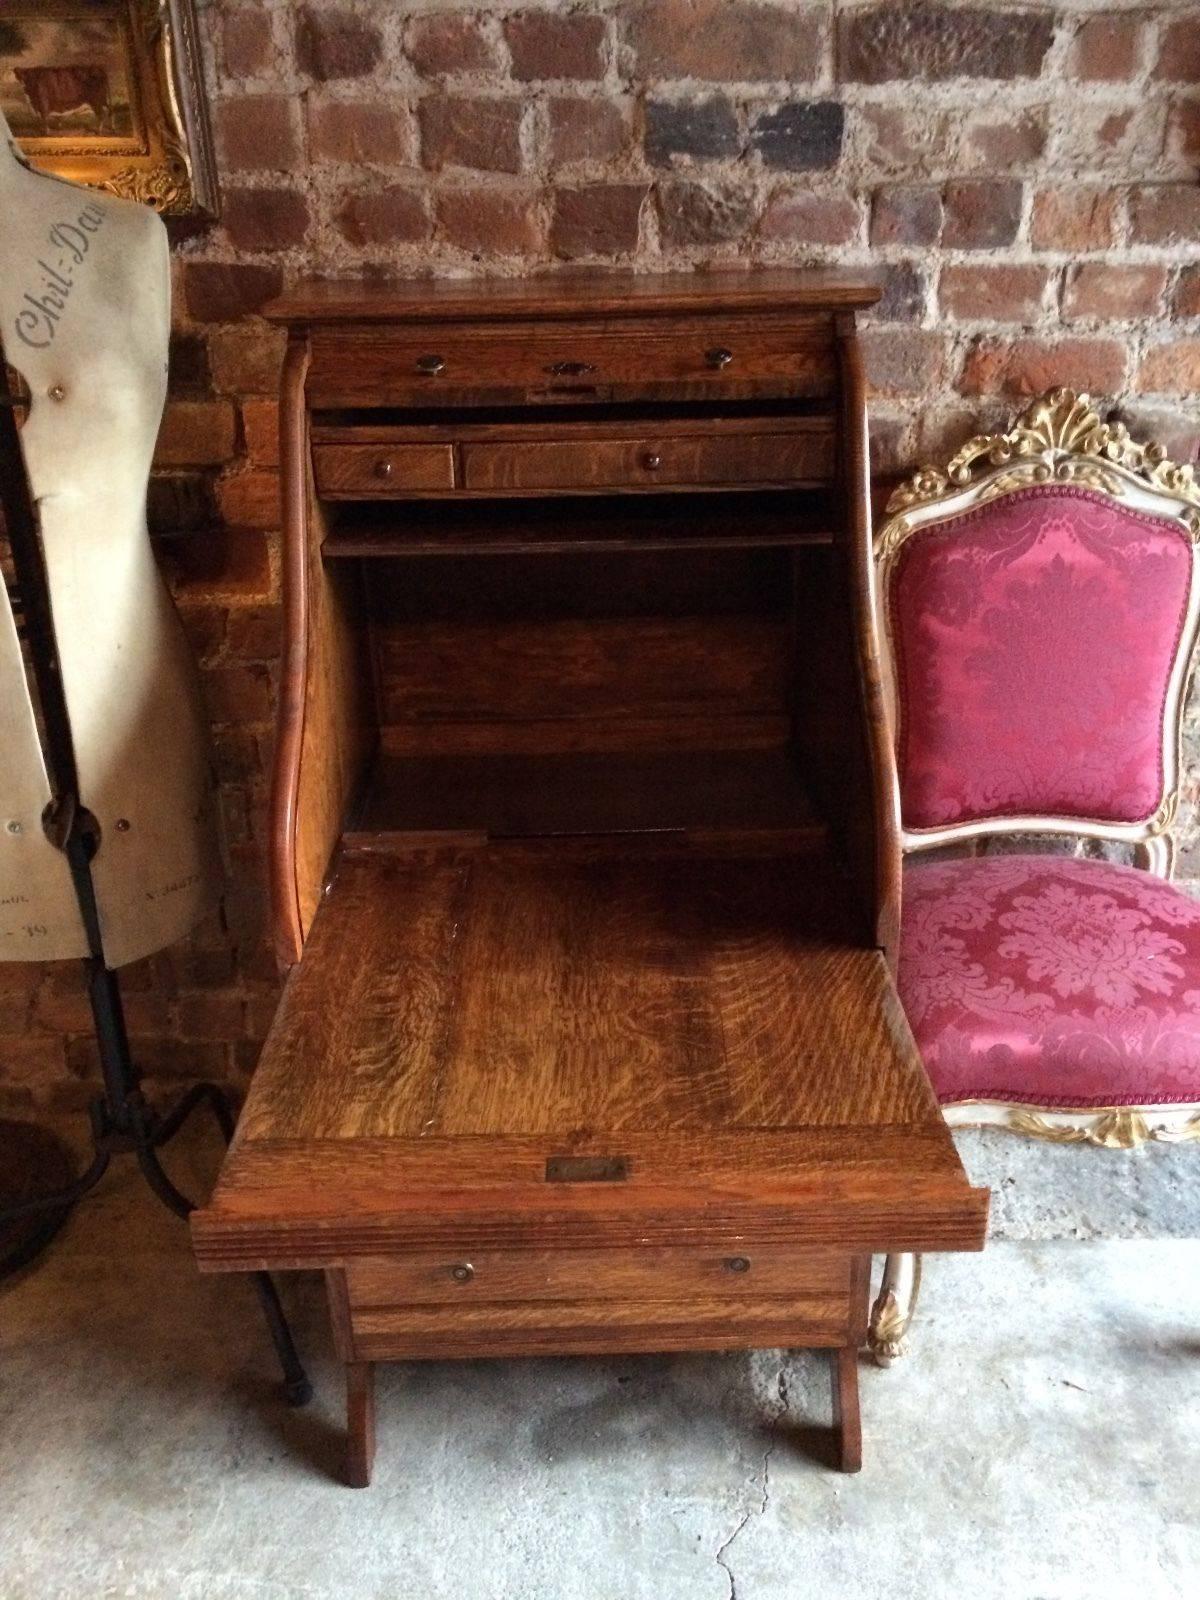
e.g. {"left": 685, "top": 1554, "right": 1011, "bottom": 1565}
{"left": 13, "top": 66, "right": 111, "bottom": 133}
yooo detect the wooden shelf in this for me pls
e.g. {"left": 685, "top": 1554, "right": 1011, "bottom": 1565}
{"left": 323, "top": 490, "right": 836, "bottom": 557}
{"left": 194, "top": 843, "right": 985, "bottom": 1269}
{"left": 347, "top": 747, "right": 822, "bottom": 846}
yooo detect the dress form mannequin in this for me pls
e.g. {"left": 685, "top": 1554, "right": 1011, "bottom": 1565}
{"left": 0, "top": 105, "right": 220, "bottom": 969}
{"left": 0, "top": 112, "right": 309, "bottom": 1401}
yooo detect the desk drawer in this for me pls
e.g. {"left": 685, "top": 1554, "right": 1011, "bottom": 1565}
{"left": 346, "top": 1245, "right": 851, "bottom": 1306}
{"left": 461, "top": 431, "right": 832, "bottom": 492}
{"left": 306, "top": 315, "right": 836, "bottom": 406}
{"left": 314, "top": 442, "right": 456, "bottom": 496}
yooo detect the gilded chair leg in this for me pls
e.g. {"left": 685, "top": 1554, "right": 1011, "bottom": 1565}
{"left": 867, "top": 1253, "right": 923, "bottom": 1368}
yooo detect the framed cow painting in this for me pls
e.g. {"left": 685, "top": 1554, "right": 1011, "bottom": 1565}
{"left": 0, "top": 0, "right": 218, "bottom": 218}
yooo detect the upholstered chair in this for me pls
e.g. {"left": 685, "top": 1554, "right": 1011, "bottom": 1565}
{"left": 867, "top": 389, "right": 1200, "bottom": 1366}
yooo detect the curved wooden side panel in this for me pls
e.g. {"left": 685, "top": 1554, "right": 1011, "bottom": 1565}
{"left": 270, "top": 333, "right": 312, "bottom": 968}
{"left": 834, "top": 315, "right": 902, "bottom": 970}
{"left": 270, "top": 331, "right": 373, "bottom": 969}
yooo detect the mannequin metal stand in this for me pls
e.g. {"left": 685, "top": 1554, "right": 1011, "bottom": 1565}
{"left": 0, "top": 388, "right": 311, "bottom": 1405}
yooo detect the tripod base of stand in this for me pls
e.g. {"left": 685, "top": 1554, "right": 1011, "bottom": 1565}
{"left": 0, "top": 1119, "right": 76, "bottom": 1279}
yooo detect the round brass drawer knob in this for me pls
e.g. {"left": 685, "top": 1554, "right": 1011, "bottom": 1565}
{"left": 725, "top": 1255, "right": 751, "bottom": 1274}
{"left": 705, "top": 346, "right": 734, "bottom": 370}
{"left": 416, "top": 354, "right": 446, "bottom": 376}
{"left": 375, "top": 458, "right": 394, "bottom": 479}
{"left": 450, "top": 1262, "right": 474, "bottom": 1283}
{"left": 642, "top": 451, "right": 662, "bottom": 471}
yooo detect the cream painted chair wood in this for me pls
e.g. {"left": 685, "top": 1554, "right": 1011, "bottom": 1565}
{"left": 867, "top": 390, "right": 1200, "bottom": 1365}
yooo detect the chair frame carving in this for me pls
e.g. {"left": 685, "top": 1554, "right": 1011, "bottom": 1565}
{"left": 867, "top": 389, "right": 1200, "bottom": 1363}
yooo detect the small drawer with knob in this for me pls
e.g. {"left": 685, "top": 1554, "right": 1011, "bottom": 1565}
{"left": 313, "top": 442, "right": 457, "bottom": 497}
{"left": 460, "top": 430, "right": 834, "bottom": 494}
{"left": 344, "top": 1246, "right": 851, "bottom": 1307}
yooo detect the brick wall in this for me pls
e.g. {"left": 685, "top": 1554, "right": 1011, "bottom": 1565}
{"left": 3, "top": 0, "right": 1199, "bottom": 1112}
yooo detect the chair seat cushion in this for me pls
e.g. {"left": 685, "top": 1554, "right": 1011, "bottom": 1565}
{"left": 899, "top": 853, "right": 1200, "bottom": 1108}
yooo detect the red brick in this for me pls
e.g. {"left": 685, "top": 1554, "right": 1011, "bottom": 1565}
{"left": 177, "top": 604, "right": 226, "bottom": 664}
{"left": 204, "top": 662, "right": 275, "bottom": 724}
{"left": 939, "top": 264, "right": 1050, "bottom": 322}
{"left": 419, "top": 97, "right": 523, "bottom": 173}
{"left": 551, "top": 185, "right": 648, "bottom": 257}
{"left": 860, "top": 329, "right": 946, "bottom": 398}
{"left": 548, "top": 97, "right": 629, "bottom": 164}
{"left": 870, "top": 184, "right": 942, "bottom": 246}
{"left": 406, "top": 13, "right": 500, "bottom": 77}
{"left": 942, "top": 179, "right": 1023, "bottom": 249}
{"left": 225, "top": 606, "right": 282, "bottom": 659}
{"left": 1154, "top": 18, "right": 1200, "bottom": 83}
{"left": 241, "top": 398, "right": 280, "bottom": 467}
{"left": 307, "top": 97, "right": 414, "bottom": 165}
{"left": 154, "top": 400, "right": 238, "bottom": 467}
{"left": 1063, "top": 264, "right": 1168, "bottom": 321}
{"left": 1030, "top": 186, "right": 1118, "bottom": 251}
{"left": 208, "top": 325, "right": 287, "bottom": 394}
{"left": 336, "top": 186, "right": 430, "bottom": 246}
{"left": 626, "top": 0, "right": 823, "bottom": 83}
{"left": 759, "top": 190, "right": 861, "bottom": 245}
{"left": 657, "top": 179, "right": 756, "bottom": 247}
{"left": 222, "top": 187, "right": 311, "bottom": 252}
{"left": 961, "top": 108, "right": 1046, "bottom": 170}
{"left": 505, "top": 12, "right": 607, "bottom": 80}
{"left": 960, "top": 337, "right": 1128, "bottom": 398}
{"left": 1056, "top": 103, "right": 1163, "bottom": 172}
{"left": 177, "top": 992, "right": 246, "bottom": 1040}
{"left": 1136, "top": 339, "right": 1200, "bottom": 395}
{"left": 164, "top": 528, "right": 273, "bottom": 602}
{"left": 0, "top": 1035, "right": 66, "bottom": 1085}
{"left": 841, "top": 4, "right": 1053, "bottom": 82}
{"left": 295, "top": 7, "right": 382, "bottom": 81}
{"left": 859, "top": 105, "right": 954, "bottom": 176}
{"left": 1167, "top": 96, "right": 1200, "bottom": 163}
{"left": 32, "top": 971, "right": 93, "bottom": 1034}
{"left": 1174, "top": 267, "right": 1200, "bottom": 317}
{"left": 183, "top": 262, "right": 283, "bottom": 322}
{"left": 436, "top": 185, "right": 544, "bottom": 255}
{"left": 222, "top": 8, "right": 274, "bottom": 78}
{"left": 217, "top": 469, "right": 281, "bottom": 530}
{"left": 1070, "top": 15, "right": 1143, "bottom": 81}
{"left": 215, "top": 96, "right": 300, "bottom": 172}
{"left": 1130, "top": 185, "right": 1200, "bottom": 245}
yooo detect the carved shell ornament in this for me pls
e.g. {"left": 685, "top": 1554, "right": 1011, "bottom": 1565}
{"left": 879, "top": 388, "right": 1200, "bottom": 559}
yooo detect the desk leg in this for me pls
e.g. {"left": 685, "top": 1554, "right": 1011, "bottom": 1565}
{"left": 345, "top": 1361, "right": 376, "bottom": 1488}
{"left": 830, "top": 1345, "right": 862, "bottom": 1473}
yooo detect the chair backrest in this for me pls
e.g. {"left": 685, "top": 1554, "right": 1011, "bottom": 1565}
{"left": 874, "top": 389, "right": 1200, "bottom": 858}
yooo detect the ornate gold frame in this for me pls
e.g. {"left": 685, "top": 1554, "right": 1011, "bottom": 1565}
{"left": 874, "top": 389, "right": 1200, "bottom": 865}
{"left": 2, "top": 0, "right": 217, "bottom": 217}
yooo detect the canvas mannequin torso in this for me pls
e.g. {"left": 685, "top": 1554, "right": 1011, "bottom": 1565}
{"left": 0, "top": 108, "right": 220, "bottom": 969}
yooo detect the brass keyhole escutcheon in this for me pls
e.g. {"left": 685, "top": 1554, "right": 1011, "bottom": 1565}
{"left": 416, "top": 354, "right": 446, "bottom": 375}
{"left": 450, "top": 1262, "right": 474, "bottom": 1283}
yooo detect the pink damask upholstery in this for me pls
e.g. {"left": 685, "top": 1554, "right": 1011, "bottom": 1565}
{"left": 889, "top": 485, "right": 1192, "bottom": 830}
{"left": 900, "top": 854, "right": 1200, "bottom": 1108}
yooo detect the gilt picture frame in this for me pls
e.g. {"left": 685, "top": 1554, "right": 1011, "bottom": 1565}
{"left": 0, "top": 0, "right": 218, "bottom": 218}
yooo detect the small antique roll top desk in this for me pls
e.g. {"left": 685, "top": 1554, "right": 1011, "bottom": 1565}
{"left": 191, "top": 270, "right": 987, "bottom": 1483}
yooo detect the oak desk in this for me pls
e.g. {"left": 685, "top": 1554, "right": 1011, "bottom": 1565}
{"left": 191, "top": 271, "right": 988, "bottom": 1483}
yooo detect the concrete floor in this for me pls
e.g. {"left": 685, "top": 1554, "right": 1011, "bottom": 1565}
{"left": 2, "top": 1128, "right": 1199, "bottom": 1600}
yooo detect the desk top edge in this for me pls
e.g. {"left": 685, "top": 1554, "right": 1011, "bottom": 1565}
{"left": 265, "top": 268, "right": 883, "bottom": 326}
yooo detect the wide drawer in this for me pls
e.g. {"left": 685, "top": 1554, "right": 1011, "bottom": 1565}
{"left": 460, "top": 431, "right": 832, "bottom": 492}
{"left": 306, "top": 314, "right": 837, "bottom": 406}
{"left": 345, "top": 1245, "right": 851, "bottom": 1306}
{"left": 314, "top": 442, "right": 456, "bottom": 496}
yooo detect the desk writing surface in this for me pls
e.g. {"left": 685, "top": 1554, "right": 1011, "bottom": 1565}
{"left": 194, "top": 844, "right": 987, "bottom": 1269}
